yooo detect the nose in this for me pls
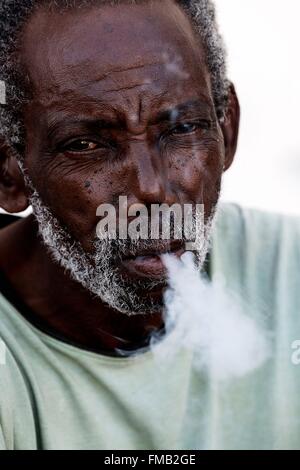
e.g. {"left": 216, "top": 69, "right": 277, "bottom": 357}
{"left": 127, "top": 140, "right": 176, "bottom": 206}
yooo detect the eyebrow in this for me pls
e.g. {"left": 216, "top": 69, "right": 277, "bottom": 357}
{"left": 149, "top": 99, "right": 213, "bottom": 125}
{"left": 46, "top": 98, "right": 213, "bottom": 138}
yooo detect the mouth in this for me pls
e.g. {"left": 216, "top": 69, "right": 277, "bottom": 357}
{"left": 119, "top": 241, "right": 185, "bottom": 280}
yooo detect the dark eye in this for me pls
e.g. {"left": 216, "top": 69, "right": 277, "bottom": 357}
{"left": 64, "top": 140, "right": 100, "bottom": 152}
{"left": 170, "top": 122, "right": 202, "bottom": 135}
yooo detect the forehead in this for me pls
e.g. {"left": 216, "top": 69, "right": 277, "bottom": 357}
{"left": 20, "top": 0, "right": 212, "bottom": 117}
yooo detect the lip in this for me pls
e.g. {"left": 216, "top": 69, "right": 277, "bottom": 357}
{"left": 119, "top": 243, "right": 185, "bottom": 280}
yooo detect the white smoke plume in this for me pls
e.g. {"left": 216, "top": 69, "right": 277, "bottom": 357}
{"left": 151, "top": 251, "right": 271, "bottom": 381}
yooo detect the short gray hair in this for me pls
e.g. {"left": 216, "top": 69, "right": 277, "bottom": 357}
{"left": 0, "top": 0, "right": 229, "bottom": 156}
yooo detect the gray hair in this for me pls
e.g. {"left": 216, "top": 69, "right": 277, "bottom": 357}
{"left": 0, "top": 0, "right": 229, "bottom": 157}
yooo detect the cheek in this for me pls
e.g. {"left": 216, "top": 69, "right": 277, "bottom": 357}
{"left": 29, "top": 159, "right": 123, "bottom": 248}
{"left": 167, "top": 139, "right": 224, "bottom": 204}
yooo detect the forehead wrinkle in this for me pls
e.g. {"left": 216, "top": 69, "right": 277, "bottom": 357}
{"left": 21, "top": 3, "right": 214, "bottom": 136}
{"left": 96, "top": 81, "right": 161, "bottom": 95}
{"left": 22, "top": 4, "right": 206, "bottom": 96}
{"left": 69, "top": 60, "right": 166, "bottom": 84}
{"left": 64, "top": 62, "right": 170, "bottom": 98}
{"left": 44, "top": 104, "right": 123, "bottom": 131}
{"left": 34, "top": 61, "right": 165, "bottom": 106}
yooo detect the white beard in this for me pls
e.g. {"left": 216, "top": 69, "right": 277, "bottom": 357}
{"left": 23, "top": 173, "right": 216, "bottom": 316}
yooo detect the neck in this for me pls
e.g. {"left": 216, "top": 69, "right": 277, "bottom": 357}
{"left": 0, "top": 215, "right": 164, "bottom": 355}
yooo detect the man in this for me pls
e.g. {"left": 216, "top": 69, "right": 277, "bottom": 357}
{"left": 0, "top": 0, "right": 299, "bottom": 450}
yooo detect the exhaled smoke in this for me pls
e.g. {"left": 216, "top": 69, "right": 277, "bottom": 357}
{"left": 150, "top": 251, "right": 271, "bottom": 381}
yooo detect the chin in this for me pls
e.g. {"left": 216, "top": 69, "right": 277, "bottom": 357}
{"left": 112, "top": 291, "right": 165, "bottom": 317}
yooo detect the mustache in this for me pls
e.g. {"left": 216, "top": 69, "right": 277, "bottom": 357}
{"left": 93, "top": 214, "right": 200, "bottom": 259}
{"left": 93, "top": 237, "right": 183, "bottom": 259}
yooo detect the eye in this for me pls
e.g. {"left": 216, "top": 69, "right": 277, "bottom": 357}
{"left": 64, "top": 140, "right": 101, "bottom": 152}
{"left": 169, "top": 120, "right": 210, "bottom": 135}
{"left": 170, "top": 123, "right": 200, "bottom": 135}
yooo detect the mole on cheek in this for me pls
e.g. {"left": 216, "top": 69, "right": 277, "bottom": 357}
{"left": 84, "top": 181, "right": 91, "bottom": 189}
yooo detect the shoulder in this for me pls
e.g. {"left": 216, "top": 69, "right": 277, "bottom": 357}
{"left": 211, "top": 203, "right": 300, "bottom": 316}
{"left": 212, "top": 203, "right": 300, "bottom": 264}
{"left": 0, "top": 294, "right": 39, "bottom": 449}
{"left": 214, "top": 203, "right": 300, "bottom": 240}
{"left": 0, "top": 328, "right": 38, "bottom": 449}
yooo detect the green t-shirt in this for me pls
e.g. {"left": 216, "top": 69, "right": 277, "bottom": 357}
{"left": 0, "top": 204, "right": 300, "bottom": 450}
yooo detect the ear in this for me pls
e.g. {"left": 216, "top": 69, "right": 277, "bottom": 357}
{"left": 0, "top": 139, "right": 29, "bottom": 213}
{"left": 220, "top": 82, "right": 240, "bottom": 172}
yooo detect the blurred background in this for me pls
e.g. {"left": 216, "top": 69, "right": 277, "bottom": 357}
{"left": 1, "top": 0, "right": 299, "bottom": 217}
{"left": 216, "top": 0, "right": 300, "bottom": 215}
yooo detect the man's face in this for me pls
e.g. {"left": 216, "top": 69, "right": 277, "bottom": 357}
{"left": 19, "top": 0, "right": 226, "bottom": 314}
